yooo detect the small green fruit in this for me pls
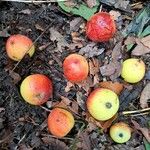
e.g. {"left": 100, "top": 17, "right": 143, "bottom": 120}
{"left": 110, "top": 122, "right": 131, "bottom": 143}
{"left": 121, "top": 58, "right": 145, "bottom": 83}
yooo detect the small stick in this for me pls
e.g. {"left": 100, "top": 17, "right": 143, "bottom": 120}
{"left": 1, "top": 0, "right": 67, "bottom": 3}
{"left": 122, "top": 107, "right": 150, "bottom": 115}
{"left": 130, "top": 112, "right": 149, "bottom": 117}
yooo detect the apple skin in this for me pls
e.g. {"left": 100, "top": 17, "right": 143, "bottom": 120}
{"left": 121, "top": 58, "right": 145, "bottom": 83}
{"left": 86, "top": 12, "right": 116, "bottom": 42}
{"left": 110, "top": 122, "right": 131, "bottom": 143}
{"left": 86, "top": 88, "right": 119, "bottom": 121}
{"left": 47, "top": 108, "right": 75, "bottom": 138}
{"left": 20, "top": 74, "right": 53, "bottom": 105}
{"left": 63, "top": 54, "right": 89, "bottom": 83}
{"left": 6, "top": 34, "right": 35, "bottom": 61}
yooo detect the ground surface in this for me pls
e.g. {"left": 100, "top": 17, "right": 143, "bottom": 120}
{"left": 0, "top": 1, "right": 150, "bottom": 150}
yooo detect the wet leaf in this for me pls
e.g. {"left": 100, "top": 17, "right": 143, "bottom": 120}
{"left": 123, "top": 5, "right": 150, "bottom": 37}
{"left": 132, "top": 120, "right": 150, "bottom": 143}
{"left": 140, "top": 83, "right": 150, "bottom": 108}
{"left": 79, "top": 42, "right": 105, "bottom": 58}
{"left": 58, "top": 1, "right": 99, "bottom": 20}
{"left": 99, "top": 81, "right": 123, "bottom": 95}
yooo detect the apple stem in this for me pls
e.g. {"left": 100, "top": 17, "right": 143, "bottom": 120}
{"left": 122, "top": 107, "right": 150, "bottom": 115}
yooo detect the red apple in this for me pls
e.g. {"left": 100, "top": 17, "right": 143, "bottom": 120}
{"left": 48, "top": 108, "right": 75, "bottom": 138}
{"left": 20, "top": 74, "right": 53, "bottom": 105}
{"left": 6, "top": 34, "right": 35, "bottom": 61}
{"left": 86, "top": 12, "right": 116, "bottom": 42}
{"left": 63, "top": 54, "right": 89, "bottom": 83}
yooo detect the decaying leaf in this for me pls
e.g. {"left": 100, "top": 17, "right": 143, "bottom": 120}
{"left": 49, "top": 27, "right": 69, "bottom": 52}
{"left": 100, "top": 61, "right": 122, "bottom": 80}
{"left": 42, "top": 137, "right": 68, "bottom": 150}
{"left": 132, "top": 120, "right": 150, "bottom": 143}
{"left": 132, "top": 36, "right": 150, "bottom": 56}
{"left": 99, "top": 81, "right": 123, "bottom": 95}
{"left": 79, "top": 42, "right": 105, "bottom": 58}
{"left": 140, "top": 83, "right": 150, "bottom": 108}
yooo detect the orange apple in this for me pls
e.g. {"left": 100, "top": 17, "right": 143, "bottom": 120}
{"left": 63, "top": 54, "right": 89, "bottom": 82}
{"left": 47, "top": 108, "right": 75, "bottom": 138}
{"left": 6, "top": 34, "right": 35, "bottom": 61}
{"left": 20, "top": 74, "right": 53, "bottom": 105}
{"left": 86, "top": 88, "right": 119, "bottom": 121}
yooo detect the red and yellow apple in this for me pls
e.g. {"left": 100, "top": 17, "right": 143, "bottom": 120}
{"left": 6, "top": 34, "right": 35, "bottom": 61}
{"left": 86, "top": 88, "right": 119, "bottom": 121}
{"left": 63, "top": 54, "right": 89, "bottom": 83}
{"left": 20, "top": 74, "right": 53, "bottom": 105}
{"left": 47, "top": 108, "right": 75, "bottom": 138}
{"left": 121, "top": 58, "right": 145, "bottom": 83}
{"left": 86, "top": 12, "right": 116, "bottom": 42}
{"left": 110, "top": 122, "right": 131, "bottom": 143}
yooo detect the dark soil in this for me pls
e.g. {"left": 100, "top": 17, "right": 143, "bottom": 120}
{"left": 0, "top": 1, "right": 149, "bottom": 150}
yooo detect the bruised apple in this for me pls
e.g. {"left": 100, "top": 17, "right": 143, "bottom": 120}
{"left": 63, "top": 54, "right": 89, "bottom": 83}
{"left": 110, "top": 122, "right": 131, "bottom": 143}
{"left": 48, "top": 108, "right": 75, "bottom": 138}
{"left": 86, "top": 88, "right": 119, "bottom": 121}
{"left": 86, "top": 12, "right": 116, "bottom": 42}
{"left": 20, "top": 74, "right": 52, "bottom": 105}
{"left": 6, "top": 34, "right": 35, "bottom": 61}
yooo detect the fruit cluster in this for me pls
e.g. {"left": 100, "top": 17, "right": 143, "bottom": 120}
{"left": 5, "top": 12, "right": 146, "bottom": 143}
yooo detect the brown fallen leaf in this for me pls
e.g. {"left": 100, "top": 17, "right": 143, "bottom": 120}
{"left": 132, "top": 120, "right": 150, "bottom": 143}
{"left": 49, "top": 27, "right": 69, "bottom": 52}
{"left": 35, "top": 24, "right": 45, "bottom": 32}
{"left": 70, "top": 17, "right": 84, "bottom": 31}
{"left": 42, "top": 137, "right": 68, "bottom": 150}
{"left": 65, "top": 81, "right": 74, "bottom": 92}
{"left": 79, "top": 42, "right": 105, "bottom": 58}
{"left": 85, "top": 0, "right": 97, "bottom": 8}
{"left": 109, "top": 10, "right": 121, "bottom": 21}
{"left": 99, "top": 81, "right": 123, "bottom": 95}
{"left": 112, "top": 42, "right": 122, "bottom": 61}
{"left": 10, "top": 71, "right": 21, "bottom": 84}
{"left": 132, "top": 36, "right": 150, "bottom": 56}
{"left": 140, "top": 83, "right": 150, "bottom": 108}
{"left": 76, "top": 91, "right": 86, "bottom": 111}
{"left": 100, "top": 61, "right": 122, "bottom": 80}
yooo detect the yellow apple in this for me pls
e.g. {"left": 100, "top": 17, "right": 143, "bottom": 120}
{"left": 110, "top": 122, "right": 131, "bottom": 143}
{"left": 121, "top": 58, "right": 145, "bottom": 83}
{"left": 86, "top": 88, "right": 119, "bottom": 121}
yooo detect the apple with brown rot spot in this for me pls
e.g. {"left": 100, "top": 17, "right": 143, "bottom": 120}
{"left": 20, "top": 74, "right": 53, "bottom": 105}
{"left": 63, "top": 54, "right": 89, "bottom": 83}
{"left": 47, "top": 108, "right": 75, "bottom": 138}
{"left": 6, "top": 34, "right": 35, "bottom": 61}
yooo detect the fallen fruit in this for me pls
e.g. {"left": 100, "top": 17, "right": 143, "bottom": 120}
{"left": 6, "top": 34, "right": 35, "bottom": 61}
{"left": 86, "top": 12, "right": 116, "bottom": 42}
{"left": 121, "top": 58, "right": 145, "bottom": 83}
{"left": 20, "top": 74, "right": 53, "bottom": 105}
{"left": 110, "top": 122, "right": 131, "bottom": 143}
{"left": 86, "top": 88, "right": 119, "bottom": 121}
{"left": 48, "top": 108, "right": 75, "bottom": 138}
{"left": 99, "top": 81, "right": 123, "bottom": 95}
{"left": 63, "top": 54, "right": 89, "bottom": 82}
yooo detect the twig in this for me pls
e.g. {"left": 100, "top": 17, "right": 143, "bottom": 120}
{"left": 10, "top": 24, "right": 52, "bottom": 74}
{"left": 122, "top": 107, "right": 150, "bottom": 115}
{"left": 130, "top": 112, "right": 149, "bottom": 117}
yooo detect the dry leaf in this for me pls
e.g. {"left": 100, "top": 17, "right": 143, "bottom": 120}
{"left": 85, "top": 0, "right": 97, "bottom": 8}
{"left": 99, "top": 81, "right": 123, "bottom": 95}
{"left": 132, "top": 36, "right": 150, "bottom": 56}
{"left": 35, "top": 24, "right": 45, "bottom": 31}
{"left": 49, "top": 27, "right": 69, "bottom": 52}
{"left": 42, "top": 137, "right": 68, "bottom": 150}
{"left": 112, "top": 42, "right": 122, "bottom": 61}
{"left": 132, "top": 120, "right": 150, "bottom": 143}
{"left": 19, "top": 9, "right": 31, "bottom": 15}
{"left": 0, "top": 108, "right": 5, "bottom": 113}
{"left": 65, "top": 81, "right": 74, "bottom": 92}
{"left": 10, "top": 71, "right": 21, "bottom": 84}
{"left": 79, "top": 42, "right": 105, "bottom": 58}
{"left": 100, "top": 61, "right": 122, "bottom": 80}
{"left": 70, "top": 17, "right": 84, "bottom": 31}
{"left": 109, "top": 10, "right": 121, "bottom": 21}
{"left": 140, "top": 83, "right": 150, "bottom": 108}
{"left": 76, "top": 91, "right": 86, "bottom": 110}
